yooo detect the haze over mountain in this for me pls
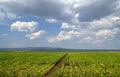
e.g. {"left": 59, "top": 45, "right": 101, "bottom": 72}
{"left": 0, "top": 47, "right": 119, "bottom": 52}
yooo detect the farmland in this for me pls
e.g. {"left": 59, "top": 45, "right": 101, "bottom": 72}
{"left": 0, "top": 52, "right": 120, "bottom": 77}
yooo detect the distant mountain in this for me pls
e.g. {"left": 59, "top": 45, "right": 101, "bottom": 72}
{"left": 0, "top": 47, "right": 119, "bottom": 52}
{"left": 0, "top": 47, "right": 72, "bottom": 51}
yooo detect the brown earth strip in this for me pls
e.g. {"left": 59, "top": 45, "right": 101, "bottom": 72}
{"left": 44, "top": 53, "right": 68, "bottom": 77}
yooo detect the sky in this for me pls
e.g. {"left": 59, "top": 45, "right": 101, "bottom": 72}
{"left": 0, "top": 0, "right": 120, "bottom": 49}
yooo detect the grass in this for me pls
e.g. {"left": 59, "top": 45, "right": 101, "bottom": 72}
{"left": 0, "top": 51, "right": 120, "bottom": 77}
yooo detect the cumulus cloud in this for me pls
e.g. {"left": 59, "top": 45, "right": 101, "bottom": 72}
{"left": 0, "top": 9, "right": 6, "bottom": 21}
{"left": 47, "top": 14, "right": 120, "bottom": 44}
{"left": 78, "top": 28, "right": 120, "bottom": 44}
{"left": 0, "top": 8, "right": 17, "bottom": 21}
{"left": 96, "top": 28, "right": 120, "bottom": 39}
{"left": 48, "top": 26, "right": 120, "bottom": 44}
{"left": 78, "top": 36, "right": 103, "bottom": 44}
{"left": 26, "top": 30, "right": 45, "bottom": 40}
{"left": 96, "top": 30, "right": 114, "bottom": 39}
{"left": 48, "top": 29, "right": 96, "bottom": 43}
{"left": 48, "top": 30, "right": 80, "bottom": 42}
{"left": 2, "top": 34, "right": 8, "bottom": 37}
{"left": 45, "top": 18, "right": 58, "bottom": 23}
{"left": 7, "top": 12, "right": 17, "bottom": 19}
{"left": 89, "top": 16, "right": 120, "bottom": 30}
{"left": 11, "top": 21, "right": 39, "bottom": 32}
{"left": 61, "top": 22, "right": 80, "bottom": 30}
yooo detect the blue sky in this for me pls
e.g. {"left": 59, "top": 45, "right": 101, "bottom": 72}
{"left": 0, "top": 0, "right": 120, "bottom": 49}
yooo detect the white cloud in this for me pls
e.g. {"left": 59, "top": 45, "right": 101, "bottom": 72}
{"left": 0, "top": 9, "right": 17, "bottom": 20}
{"left": 7, "top": 12, "right": 17, "bottom": 19}
{"left": 78, "top": 36, "right": 103, "bottom": 44}
{"left": 57, "top": 31, "right": 73, "bottom": 41}
{"left": 96, "top": 30, "right": 114, "bottom": 38}
{"left": 96, "top": 28, "right": 120, "bottom": 39}
{"left": 2, "top": 34, "right": 8, "bottom": 37}
{"left": 79, "top": 28, "right": 120, "bottom": 44}
{"left": 26, "top": 30, "right": 45, "bottom": 40}
{"left": 48, "top": 26, "right": 120, "bottom": 44}
{"left": 0, "top": 9, "right": 6, "bottom": 21}
{"left": 11, "top": 21, "right": 39, "bottom": 32}
{"left": 45, "top": 18, "right": 58, "bottom": 23}
{"left": 90, "top": 16, "right": 120, "bottom": 30}
{"left": 112, "top": 28, "right": 120, "bottom": 34}
{"left": 48, "top": 30, "right": 80, "bottom": 42}
{"left": 82, "top": 36, "right": 93, "bottom": 43}
{"left": 72, "top": 13, "right": 80, "bottom": 24}
{"left": 0, "top": 0, "right": 10, "bottom": 2}
{"left": 61, "top": 22, "right": 80, "bottom": 30}
{"left": 47, "top": 37, "right": 56, "bottom": 43}
{"left": 47, "top": 15, "right": 120, "bottom": 44}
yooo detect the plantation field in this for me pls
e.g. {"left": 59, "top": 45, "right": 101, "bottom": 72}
{"left": 53, "top": 52, "right": 120, "bottom": 77}
{"left": 0, "top": 52, "right": 65, "bottom": 77}
{"left": 0, "top": 52, "right": 120, "bottom": 77}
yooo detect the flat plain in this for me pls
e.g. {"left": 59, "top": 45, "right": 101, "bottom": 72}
{"left": 0, "top": 51, "right": 120, "bottom": 77}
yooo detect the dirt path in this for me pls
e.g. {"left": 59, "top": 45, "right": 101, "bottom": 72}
{"left": 44, "top": 53, "right": 68, "bottom": 77}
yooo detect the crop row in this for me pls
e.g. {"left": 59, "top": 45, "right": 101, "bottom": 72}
{"left": 51, "top": 52, "right": 120, "bottom": 77}
{"left": 0, "top": 52, "right": 120, "bottom": 77}
{"left": 0, "top": 52, "right": 65, "bottom": 77}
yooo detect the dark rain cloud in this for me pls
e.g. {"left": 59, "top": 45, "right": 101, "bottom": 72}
{"left": 0, "top": 0, "right": 120, "bottom": 22}
{"left": 0, "top": 0, "right": 71, "bottom": 20}
{"left": 77, "top": 0, "right": 119, "bottom": 21}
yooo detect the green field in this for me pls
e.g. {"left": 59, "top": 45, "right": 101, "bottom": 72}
{"left": 0, "top": 52, "right": 120, "bottom": 77}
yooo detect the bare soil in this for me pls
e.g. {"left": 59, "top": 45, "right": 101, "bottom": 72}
{"left": 44, "top": 53, "right": 68, "bottom": 77}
